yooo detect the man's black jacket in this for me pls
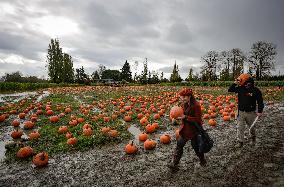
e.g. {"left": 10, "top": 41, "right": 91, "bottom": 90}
{"left": 228, "top": 83, "right": 264, "bottom": 113}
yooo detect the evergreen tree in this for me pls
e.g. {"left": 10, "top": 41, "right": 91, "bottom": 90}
{"left": 62, "top": 53, "right": 74, "bottom": 83}
{"left": 120, "top": 60, "right": 132, "bottom": 82}
{"left": 47, "top": 38, "right": 74, "bottom": 83}
{"left": 140, "top": 58, "right": 148, "bottom": 84}
{"left": 185, "top": 68, "right": 194, "bottom": 81}
{"left": 91, "top": 70, "right": 100, "bottom": 81}
{"left": 75, "top": 66, "right": 89, "bottom": 84}
{"left": 170, "top": 61, "right": 182, "bottom": 82}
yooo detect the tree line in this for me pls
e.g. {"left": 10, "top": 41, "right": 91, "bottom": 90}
{"left": 1, "top": 39, "right": 282, "bottom": 84}
{"left": 199, "top": 41, "right": 278, "bottom": 81}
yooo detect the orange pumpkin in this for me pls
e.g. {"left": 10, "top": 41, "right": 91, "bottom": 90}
{"left": 67, "top": 137, "right": 77, "bottom": 145}
{"left": 33, "top": 152, "right": 49, "bottom": 167}
{"left": 65, "top": 132, "right": 73, "bottom": 139}
{"left": 0, "top": 114, "right": 6, "bottom": 122}
{"left": 145, "top": 124, "right": 155, "bottom": 134}
{"left": 23, "top": 121, "right": 34, "bottom": 129}
{"left": 138, "top": 133, "right": 148, "bottom": 142}
{"left": 125, "top": 141, "right": 138, "bottom": 155}
{"left": 18, "top": 113, "right": 26, "bottom": 119}
{"left": 223, "top": 115, "right": 230, "bottom": 121}
{"left": 77, "top": 117, "right": 85, "bottom": 123}
{"left": 12, "top": 119, "right": 20, "bottom": 127}
{"left": 124, "top": 115, "right": 132, "bottom": 122}
{"left": 101, "top": 127, "right": 111, "bottom": 134}
{"left": 108, "top": 130, "right": 118, "bottom": 138}
{"left": 152, "top": 122, "right": 159, "bottom": 129}
{"left": 160, "top": 134, "right": 171, "bottom": 144}
{"left": 170, "top": 106, "right": 184, "bottom": 119}
{"left": 203, "top": 114, "right": 210, "bottom": 119}
{"left": 83, "top": 128, "right": 93, "bottom": 136}
{"left": 16, "top": 146, "right": 34, "bottom": 158}
{"left": 50, "top": 115, "right": 59, "bottom": 123}
{"left": 69, "top": 119, "right": 78, "bottom": 126}
{"left": 153, "top": 113, "right": 160, "bottom": 120}
{"left": 11, "top": 130, "right": 23, "bottom": 139}
{"left": 29, "top": 131, "right": 40, "bottom": 140}
{"left": 83, "top": 123, "right": 92, "bottom": 129}
{"left": 65, "top": 107, "right": 72, "bottom": 113}
{"left": 236, "top": 73, "right": 251, "bottom": 86}
{"left": 208, "top": 119, "right": 217, "bottom": 126}
{"left": 137, "top": 113, "right": 144, "bottom": 119}
{"left": 58, "top": 126, "right": 68, "bottom": 134}
{"left": 144, "top": 139, "right": 156, "bottom": 150}
{"left": 140, "top": 117, "right": 148, "bottom": 126}
{"left": 46, "top": 110, "right": 54, "bottom": 116}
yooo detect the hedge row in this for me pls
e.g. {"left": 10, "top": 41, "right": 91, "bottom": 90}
{"left": 160, "top": 81, "right": 284, "bottom": 87}
{"left": 1, "top": 81, "right": 283, "bottom": 92}
{"left": 0, "top": 82, "right": 81, "bottom": 92}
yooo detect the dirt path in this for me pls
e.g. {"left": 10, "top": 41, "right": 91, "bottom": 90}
{"left": 0, "top": 103, "right": 283, "bottom": 187}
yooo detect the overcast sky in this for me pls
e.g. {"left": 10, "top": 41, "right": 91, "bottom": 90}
{"left": 0, "top": 0, "right": 283, "bottom": 79}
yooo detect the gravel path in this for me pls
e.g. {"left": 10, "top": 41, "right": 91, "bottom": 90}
{"left": 0, "top": 102, "right": 283, "bottom": 187}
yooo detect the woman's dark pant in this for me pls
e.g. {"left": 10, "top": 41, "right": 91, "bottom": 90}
{"left": 172, "top": 135, "right": 205, "bottom": 165}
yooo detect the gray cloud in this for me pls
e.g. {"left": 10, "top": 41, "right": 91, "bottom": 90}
{"left": 0, "top": 0, "right": 284, "bottom": 78}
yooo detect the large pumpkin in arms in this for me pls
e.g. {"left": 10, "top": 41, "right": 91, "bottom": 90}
{"left": 170, "top": 106, "right": 184, "bottom": 120}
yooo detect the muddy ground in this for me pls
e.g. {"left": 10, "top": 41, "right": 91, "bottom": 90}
{"left": 0, "top": 102, "right": 283, "bottom": 187}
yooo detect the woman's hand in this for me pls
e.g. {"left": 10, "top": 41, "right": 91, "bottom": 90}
{"left": 176, "top": 114, "right": 186, "bottom": 120}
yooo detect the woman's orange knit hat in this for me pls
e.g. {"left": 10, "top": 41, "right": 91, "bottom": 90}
{"left": 178, "top": 88, "right": 193, "bottom": 96}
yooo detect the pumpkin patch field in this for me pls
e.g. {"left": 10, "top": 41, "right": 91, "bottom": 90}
{"left": 0, "top": 85, "right": 284, "bottom": 186}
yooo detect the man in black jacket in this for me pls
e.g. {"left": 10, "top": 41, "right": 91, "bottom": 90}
{"left": 228, "top": 74, "right": 264, "bottom": 147}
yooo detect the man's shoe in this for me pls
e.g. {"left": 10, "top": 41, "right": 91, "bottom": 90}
{"left": 167, "top": 161, "right": 179, "bottom": 171}
{"left": 200, "top": 159, "right": 207, "bottom": 167}
{"left": 251, "top": 136, "right": 256, "bottom": 143}
{"left": 236, "top": 141, "right": 244, "bottom": 148}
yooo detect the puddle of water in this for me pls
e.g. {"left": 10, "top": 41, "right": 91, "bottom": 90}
{"left": 0, "top": 141, "right": 5, "bottom": 162}
{"left": 0, "top": 91, "right": 37, "bottom": 103}
{"left": 0, "top": 90, "right": 49, "bottom": 103}
{"left": 36, "top": 91, "right": 50, "bottom": 102}
{"left": 128, "top": 124, "right": 142, "bottom": 141}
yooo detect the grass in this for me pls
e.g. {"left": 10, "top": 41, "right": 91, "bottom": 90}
{"left": 1, "top": 85, "right": 284, "bottom": 163}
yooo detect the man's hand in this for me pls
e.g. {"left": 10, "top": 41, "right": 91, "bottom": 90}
{"left": 256, "top": 112, "right": 262, "bottom": 117}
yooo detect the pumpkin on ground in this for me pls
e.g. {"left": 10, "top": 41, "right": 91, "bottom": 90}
{"left": 23, "top": 121, "right": 34, "bottom": 129}
{"left": 160, "top": 134, "right": 171, "bottom": 144}
{"left": 83, "top": 128, "right": 93, "bottom": 136}
{"left": 108, "top": 130, "right": 118, "bottom": 138}
{"left": 125, "top": 141, "right": 138, "bottom": 155}
{"left": 16, "top": 146, "right": 34, "bottom": 158}
{"left": 67, "top": 137, "right": 78, "bottom": 145}
{"left": 50, "top": 115, "right": 59, "bottom": 123}
{"left": 144, "top": 139, "right": 157, "bottom": 150}
{"left": 12, "top": 119, "right": 20, "bottom": 127}
{"left": 11, "top": 130, "right": 23, "bottom": 139}
{"left": 29, "top": 131, "right": 40, "bottom": 140}
{"left": 33, "top": 152, "right": 49, "bottom": 167}
{"left": 208, "top": 119, "right": 217, "bottom": 126}
{"left": 138, "top": 132, "right": 148, "bottom": 142}
{"left": 145, "top": 124, "right": 155, "bottom": 134}
{"left": 58, "top": 126, "right": 68, "bottom": 134}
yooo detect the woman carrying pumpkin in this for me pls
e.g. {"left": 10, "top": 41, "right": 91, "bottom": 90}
{"left": 168, "top": 88, "right": 206, "bottom": 171}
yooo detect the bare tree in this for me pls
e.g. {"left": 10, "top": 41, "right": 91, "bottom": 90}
{"left": 248, "top": 41, "right": 277, "bottom": 80}
{"left": 200, "top": 51, "right": 219, "bottom": 81}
